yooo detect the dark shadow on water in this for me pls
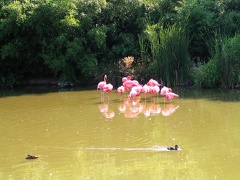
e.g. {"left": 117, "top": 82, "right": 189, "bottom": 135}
{"left": 0, "top": 86, "right": 95, "bottom": 98}
{"left": 1, "top": 86, "right": 239, "bottom": 102}
{"left": 178, "top": 87, "right": 240, "bottom": 102}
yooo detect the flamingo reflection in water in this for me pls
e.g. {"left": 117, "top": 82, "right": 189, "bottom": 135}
{"left": 117, "top": 96, "right": 178, "bottom": 118}
{"left": 161, "top": 104, "right": 179, "bottom": 116}
{"left": 143, "top": 103, "right": 162, "bottom": 117}
{"left": 99, "top": 98, "right": 179, "bottom": 119}
{"left": 118, "top": 103, "right": 126, "bottom": 114}
{"left": 98, "top": 102, "right": 115, "bottom": 119}
{"left": 124, "top": 96, "right": 142, "bottom": 118}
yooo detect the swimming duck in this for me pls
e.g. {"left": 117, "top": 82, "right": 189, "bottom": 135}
{"left": 26, "top": 154, "right": 39, "bottom": 159}
{"left": 167, "top": 145, "right": 179, "bottom": 150}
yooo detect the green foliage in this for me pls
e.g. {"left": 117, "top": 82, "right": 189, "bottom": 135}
{"left": 214, "top": 35, "right": 240, "bottom": 88}
{"left": 88, "top": 26, "right": 107, "bottom": 49}
{"left": 209, "top": 0, "right": 240, "bottom": 38}
{"left": 158, "top": 23, "right": 190, "bottom": 86}
{"left": 181, "top": 1, "right": 214, "bottom": 63}
{"left": 139, "top": 21, "right": 190, "bottom": 86}
{"left": 0, "top": 2, "right": 27, "bottom": 88}
{"left": 194, "top": 60, "right": 220, "bottom": 88}
{"left": 110, "top": 33, "right": 139, "bottom": 60}
{"left": 193, "top": 34, "right": 240, "bottom": 88}
{"left": 1, "top": 0, "right": 240, "bottom": 88}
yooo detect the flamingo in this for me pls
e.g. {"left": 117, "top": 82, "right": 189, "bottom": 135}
{"left": 165, "top": 92, "right": 179, "bottom": 101}
{"left": 97, "top": 75, "right": 107, "bottom": 90}
{"left": 141, "top": 84, "right": 150, "bottom": 100}
{"left": 97, "top": 75, "right": 108, "bottom": 99}
{"left": 160, "top": 86, "right": 172, "bottom": 96}
{"left": 122, "top": 76, "right": 131, "bottom": 83}
{"left": 131, "top": 85, "right": 142, "bottom": 96}
{"left": 117, "top": 85, "right": 125, "bottom": 95}
{"left": 132, "top": 80, "right": 140, "bottom": 86}
{"left": 128, "top": 89, "right": 138, "bottom": 98}
{"left": 123, "top": 80, "right": 138, "bottom": 91}
{"left": 151, "top": 85, "right": 160, "bottom": 94}
{"left": 147, "top": 79, "right": 161, "bottom": 87}
{"left": 141, "top": 84, "right": 150, "bottom": 94}
{"left": 103, "top": 83, "right": 113, "bottom": 93}
{"left": 101, "top": 83, "right": 113, "bottom": 102}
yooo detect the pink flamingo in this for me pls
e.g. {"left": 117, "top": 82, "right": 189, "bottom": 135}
{"left": 151, "top": 85, "right": 160, "bottom": 94}
{"left": 165, "top": 92, "right": 179, "bottom": 101}
{"left": 97, "top": 75, "right": 107, "bottom": 90}
{"left": 128, "top": 89, "right": 138, "bottom": 98}
{"left": 160, "top": 86, "right": 172, "bottom": 96}
{"left": 122, "top": 76, "right": 131, "bottom": 83}
{"left": 131, "top": 85, "right": 142, "bottom": 96}
{"left": 103, "top": 83, "right": 113, "bottom": 93}
{"left": 97, "top": 75, "right": 107, "bottom": 99}
{"left": 147, "top": 79, "right": 161, "bottom": 87}
{"left": 123, "top": 79, "right": 139, "bottom": 91}
{"left": 117, "top": 85, "right": 125, "bottom": 95}
{"left": 102, "top": 83, "right": 113, "bottom": 102}
{"left": 141, "top": 84, "right": 150, "bottom": 100}
{"left": 132, "top": 80, "right": 140, "bottom": 86}
{"left": 141, "top": 84, "right": 150, "bottom": 94}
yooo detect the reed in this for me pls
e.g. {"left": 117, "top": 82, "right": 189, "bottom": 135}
{"left": 138, "top": 21, "right": 190, "bottom": 86}
{"left": 214, "top": 34, "right": 240, "bottom": 88}
{"left": 156, "top": 23, "right": 190, "bottom": 86}
{"left": 138, "top": 33, "right": 149, "bottom": 67}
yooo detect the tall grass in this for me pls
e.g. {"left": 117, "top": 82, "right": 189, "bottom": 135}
{"left": 215, "top": 34, "right": 240, "bottom": 88}
{"left": 193, "top": 34, "right": 240, "bottom": 89}
{"left": 139, "top": 22, "right": 190, "bottom": 86}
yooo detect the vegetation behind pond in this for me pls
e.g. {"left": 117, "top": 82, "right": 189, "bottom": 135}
{"left": 0, "top": 0, "right": 240, "bottom": 88}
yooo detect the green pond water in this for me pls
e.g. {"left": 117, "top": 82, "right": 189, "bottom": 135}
{"left": 0, "top": 87, "right": 240, "bottom": 179}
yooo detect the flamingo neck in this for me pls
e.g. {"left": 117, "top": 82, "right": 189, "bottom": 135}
{"left": 104, "top": 75, "right": 107, "bottom": 82}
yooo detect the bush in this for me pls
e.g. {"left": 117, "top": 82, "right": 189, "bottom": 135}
{"left": 214, "top": 35, "right": 240, "bottom": 88}
{"left": 194, "top": 60, "right": 220, "bottom": 88}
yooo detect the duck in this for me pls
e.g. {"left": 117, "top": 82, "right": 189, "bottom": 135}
{"left": 167, "top": 145, "right": 179, "bottom": 150}
{"left": 26, "top": 154, "right": 39, "bottom": 159}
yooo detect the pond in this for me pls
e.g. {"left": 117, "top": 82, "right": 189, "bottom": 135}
{"left": 0, "top": 87, "right": 240, "bottom": 179}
